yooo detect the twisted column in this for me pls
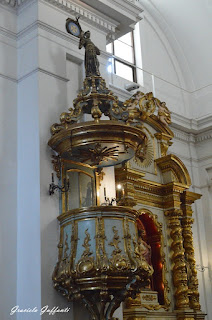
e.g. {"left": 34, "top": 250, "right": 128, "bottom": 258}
{"left": 181, "top": 217, "right": 201, "bottom": 311}
{"left": 166, "top": 211, "right": 190, "bottom": 309}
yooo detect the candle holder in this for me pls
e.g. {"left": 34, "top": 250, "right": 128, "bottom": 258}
{"left": 49, "top": 173, "right": 69, "bottom": 195}
{"left": 103, "top": 187, "right": 116, "bottom": 205}
{"left": 104, "top": 197, "right": 116, "bottom": 206}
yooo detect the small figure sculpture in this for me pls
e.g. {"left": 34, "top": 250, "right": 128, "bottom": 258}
{"left": 66, "top": 17, "right": 101, "bottom": 77}
{"left": 138, "top": 233, "right": 152, "bottom": 266}
{"left": 136, "top": 220, "right": 153, "bottom": 289}
{"left": 79, "top": 30, "right": 101, "bottom": 77}
{"left": 157, "top": 101, "right": 171, "bottom": 126}
{"left": 123, "top": 91, "right": 156, "bottom": 123}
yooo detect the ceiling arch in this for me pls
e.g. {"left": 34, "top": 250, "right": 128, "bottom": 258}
{"left": 138, "top": 0, "right": 212, "bottom": 91}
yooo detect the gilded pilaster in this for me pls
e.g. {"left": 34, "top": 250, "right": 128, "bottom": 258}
{"left": 166, "top": 210, "right": 190, "bottom": 310}
{"left": 180, "top": 191, "right": 202, "bottom": 312}
{"left": 181, "top": 217, "right": 200, "bottom": 311}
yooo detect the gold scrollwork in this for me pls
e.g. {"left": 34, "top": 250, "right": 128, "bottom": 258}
{"left": 141, "top": 304, "right": 161, "bottom": 310}
{"left": 123, "top": 91, "right": 156, "bottom": 123}
{"left": 109, "top": 226, "right": 130, "bottom": 271}
{"left": 76, "top": 228, "right": 95, "bottom": 274}
{"left": 124, "top": 219, "right": 137, "bottom": 270}
{"left": 142, "top": 294, "right": 156, "bottom": 301}
{"left": 95, "top": 217, "right": 109, "bottom": 271}
{"left": 52, "top": 154, "right": 61, "bottom": 179}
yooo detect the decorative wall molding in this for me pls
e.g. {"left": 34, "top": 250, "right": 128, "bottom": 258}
{"left": 172, "top": 128, "right": 195, "bottom": 143}
{"left": 17, "top": 20, "right": 79, "bottom": 45}
{"left": 0, "top": 0, "right": 118, "bottom": 35}
{"left": 18, "top": 67, "right": 69, "bottom": 83}
{"left": 0, "top": 26, "right": 16, "bottom": 40}
{"left": 82, "top": 0, "right": 143, "bottom": 21}
{"left": 195, "top": 130, "right": 212, "bottom": 143}
{"left": 0, "top": 72, "right": 17, "bottom": 83}
{"left": 44, "top": 0, "right": 118, "bottom": 35}
{"left": 197, "top": 114, "right": 212, "bottom": 132}
{"left": 0, "top": 0, "right": 17, "bottom": 8}
{"left": 171, "top": 112, "right": 198, "bottom": 133}
{"left": 0, "top": 67, "right": 69, "bottom": 83}
{"left": 172, "top": 127, "right": 212, "bottom": 144}
{"left": 1, "top": 0, "right": 143, "bottom": 40}
{"left": 171, "top": 112, "right": 212, "bottom": 134}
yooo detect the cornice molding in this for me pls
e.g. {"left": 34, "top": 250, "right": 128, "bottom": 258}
{"left": 82, "top": 0, "right": 143, "bottom": 19}
{"left": 197, "top": 114, "right": 212, "bottom": 132}
{"left": 0, "top": 26, "right": 16, "bottom": 40}
{"left": 195, "top": 130, "right": 212, "bottom": 142}
{"left": 1, "top": 0, "right": 143, "bottom": 40}
{"left": 43, "top": 0, "right": 117, "bottom": 35}
{"left": 172, "top": 127, "right": 212, "bottom": 144}
{"left": 171, "top": 111, "right": 197, "bottom": 132}
{"left": 17, "top": 20, "right": 78, "bottom": 44}
{"left": 0, "top": 72, "right": 17, "bottom": 83}
{"left": 0, "top": 0, "right": 118, "bottom": 36}
{"left": 0, "top": 67, "right": 69, "bottom": 84}
{"left": 0, "top": 0, "right": 17, "bottom": 8}
{"left": 172, "top": 128, "right": 195, "bottom": 143}
{"left": 170, "top": 111, "right": 212, "bottom": 142}
{"left": 18, "top": 67, "right": 69, "bottom": 83}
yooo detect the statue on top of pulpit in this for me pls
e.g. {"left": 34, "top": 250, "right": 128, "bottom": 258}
{"left": 66, "top": 17, "right": 101, "bottom": 77}
{"left": 79, "top": 30, "right": 101, "bottom": 77}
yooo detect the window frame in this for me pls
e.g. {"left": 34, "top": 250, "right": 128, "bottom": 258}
{"left": 107, "top": 31, "right": 137, "bottom": 83}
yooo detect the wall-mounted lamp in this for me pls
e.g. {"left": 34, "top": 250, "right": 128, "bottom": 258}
{"left": 116, "top": 183, "right": 124, "bottom": 201}
{"left": 49, "top": 173, "right": 69, "bottom": 195}
{"left": 117, "top": 184, "right": 122, "bottom": 190}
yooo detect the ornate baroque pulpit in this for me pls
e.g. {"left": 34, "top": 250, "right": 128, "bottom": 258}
{"left": 48, "top": 18, "right": 205, "bottom": 320}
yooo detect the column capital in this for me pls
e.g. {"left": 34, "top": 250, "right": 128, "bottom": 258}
{"left": 165, "top": 209, "right": 183, "bottom": 217}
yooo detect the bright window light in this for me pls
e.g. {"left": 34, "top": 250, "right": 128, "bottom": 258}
{"left": 115, "top": 61, "right": 134, "bottom": 82}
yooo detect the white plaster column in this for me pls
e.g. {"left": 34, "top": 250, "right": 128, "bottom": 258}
{"left": 0, "top": 6, "right": 18, "bottom": 320}
{"left": 16, "top": 2, "right": 41, "bottom": 319}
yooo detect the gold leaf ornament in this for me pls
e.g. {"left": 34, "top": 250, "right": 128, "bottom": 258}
{"left": 134, "top": 137, "right": 154, "bottom": 167}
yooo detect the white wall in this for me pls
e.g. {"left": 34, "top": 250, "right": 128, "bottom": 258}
{"left": 0, "top": 5, "right": 17, "bottom": 320}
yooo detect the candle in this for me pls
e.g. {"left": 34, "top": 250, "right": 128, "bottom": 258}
{"left": 104, "top": 187, "right": 106, "bottom": 198}
{"left": 52, "top": 172, "right": 54, "bottom": 183}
